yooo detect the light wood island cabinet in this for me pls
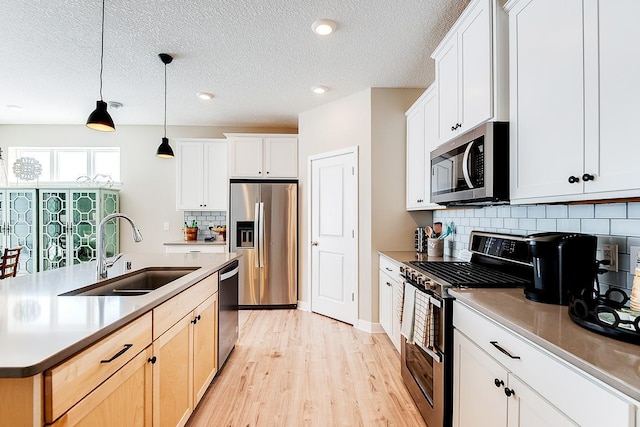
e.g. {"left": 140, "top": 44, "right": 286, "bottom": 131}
{"left": 0, "top": 267, "right": 223, "bottom": 427}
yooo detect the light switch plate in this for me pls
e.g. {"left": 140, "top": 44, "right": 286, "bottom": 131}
{"left": 163, "top": 222, "right": 170, "bottom": 231}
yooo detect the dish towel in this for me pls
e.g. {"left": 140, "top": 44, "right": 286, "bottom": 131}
{"left": 400, "top": 283, "right": 416, "bottom": 344}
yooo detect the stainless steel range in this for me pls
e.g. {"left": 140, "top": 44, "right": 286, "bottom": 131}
{"left": 400, "top": 231, "right": 533, "bottom": 427}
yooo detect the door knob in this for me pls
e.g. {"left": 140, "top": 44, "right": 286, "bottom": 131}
{"left": 311, "top": 241, "right": 318, "bottom": 246}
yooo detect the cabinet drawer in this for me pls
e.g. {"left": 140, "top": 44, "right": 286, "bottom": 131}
{"left": 45, "top": 312, "right": 152, "bottom": 423}
{"left": 379, "top": 255, "right": 402, "bottom": 282}
{"left": 454, "top": 301, "right": 634, "bottom": 427}
{"left": 153, "top": 272, "right": 218, "bottom": 340}
{"left": 164, "top": 245, "right": 225, "bottom": 254}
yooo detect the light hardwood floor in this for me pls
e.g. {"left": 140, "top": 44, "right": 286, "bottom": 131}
{"left": 187, "top": 309, "right": 427, "bottom": 427}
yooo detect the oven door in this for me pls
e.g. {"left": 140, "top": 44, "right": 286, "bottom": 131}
{"left": 401, "top": 286, "right": 448, "bottom": 427}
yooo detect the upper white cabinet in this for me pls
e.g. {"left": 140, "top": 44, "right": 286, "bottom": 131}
{"left": 506, "top": 0, "right": 640, "bottom": 204}
{"left": 176, "top": 139, "right": 228, "bottom": 211}
{"left": 431, "top": 0, "right": 508, "bottom": 144}
{"left": 405, "top": 84, "right": 443, "bottom": 210}
{"left": 225, "top": 134, "right": 298, "bottom": 178}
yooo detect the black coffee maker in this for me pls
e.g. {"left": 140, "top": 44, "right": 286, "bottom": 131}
{"left": 524, "top": 232, "right": 597, "bottom": 305}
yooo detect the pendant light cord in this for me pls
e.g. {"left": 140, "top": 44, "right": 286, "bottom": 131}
{"left": 164, "top": 61, "right": 167, "bottom": 138}
{"left": 99, "top": 0, "right": 105, "bottom": 101}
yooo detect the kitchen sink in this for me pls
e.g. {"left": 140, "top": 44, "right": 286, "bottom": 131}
{"left": 60, "top": 267, "right": 199, "bottom": 297}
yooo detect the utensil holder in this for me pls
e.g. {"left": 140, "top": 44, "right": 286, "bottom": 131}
{"left": 184, "top": 227, "right": 198, "bottom": 241}
{"left": 427, "top": 238, "right": 444, "bottom": 257}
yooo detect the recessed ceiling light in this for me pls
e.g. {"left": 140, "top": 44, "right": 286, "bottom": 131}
{"left": 108, "top": 101, "right": 123, "bottom": 110}
{"left": 6, "top": 105, "right": 24, "bottom": 111}
{"left": 312, "top": 19, "right": 336, "bottom": 36}
{"left": 197, "top": 92, "right": 214, "bottom": 100}
{"left": 311, "top": 85, "right": 328, "bottom": 94}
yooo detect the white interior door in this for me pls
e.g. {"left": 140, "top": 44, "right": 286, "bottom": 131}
{"left": 309, "top": 148, "right": 358, "bottom": 325}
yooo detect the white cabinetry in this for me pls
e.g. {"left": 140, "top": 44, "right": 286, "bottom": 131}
{"left": 431, "top": 0, "right": 508, "bottom": 144}
{"left": 226, "top": 134, "right": 298, "bottom": 178}
{"left": 175, "top": 139, "right": 227, "bottom": 211}
{"left": 453, "top": 300, "right": 636, "bottom": 427}
{"left": 406, "top": 84, "right": 444, "bottom": 211}
{"left": 506, "top": 0, "right": 640, "bottom": 204}
{"left": 378, "top": 254, "right": 403, "bottom": 352}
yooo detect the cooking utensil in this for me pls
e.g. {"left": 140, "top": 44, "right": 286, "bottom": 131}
{"left": 425, "top": 226, "right": 434, "bottom": 238}
{"left": 438, "top": 223, "right": 452, "bottom": 240}
{"left": 433, "top": 222, "right": 442, "bottom": 236}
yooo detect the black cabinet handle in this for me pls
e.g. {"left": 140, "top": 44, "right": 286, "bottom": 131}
{"left": 451, "top": 125, "right": 456, "bottom": 131}
{"left": 568, "top": 175, "right": 580, "bottom": 184}
{"left": 191, "top": 314, "right": 202, "bottom": 325}
{"left": 386, "top": 281, "right": 392, "bottom": 287}
{"left": 148, "top": 356, "right": 157, "bottom": 364}
{"left": 504, "top": 387, "right": 515, "bottom": 397}
{"left": 582, "top": 173, "right": 594, "bottom": 182}
{"left": 100, "top": 344, "right": 133, "bottom": 363}
{"left": 490, "top": 341, "right": 521, "bottom": 359}
{"left": 494, "top": 378, "right": 504, "bottom": 388}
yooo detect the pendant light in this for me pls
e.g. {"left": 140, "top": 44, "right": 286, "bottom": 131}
{"left": 86, "top": 0, "right": 115, "bottom": 132}
{"left": 156, "top": 53, "right": 174, "bottom": 158}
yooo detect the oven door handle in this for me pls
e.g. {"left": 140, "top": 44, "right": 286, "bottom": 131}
{"left": 462, "top": 140, "right": 475, "bottom": 189}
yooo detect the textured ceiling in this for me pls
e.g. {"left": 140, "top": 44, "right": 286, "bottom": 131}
{"left": 0, "top": 0, "right": 469, "bottom": 127}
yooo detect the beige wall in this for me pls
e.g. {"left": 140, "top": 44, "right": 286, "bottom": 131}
{"left": 298, "top": 88, "right": 432, "bottom": 325}
{"left": 0, "top": 124, "right": 296, "bottom": 254}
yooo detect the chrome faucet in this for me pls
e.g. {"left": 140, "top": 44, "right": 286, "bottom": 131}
{"left": 96, "top": 213, "right": 143, "bottom": 280}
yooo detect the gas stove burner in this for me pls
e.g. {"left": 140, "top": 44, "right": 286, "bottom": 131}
{"left": 409, "top": 261, "right": 531, "bottom": 288}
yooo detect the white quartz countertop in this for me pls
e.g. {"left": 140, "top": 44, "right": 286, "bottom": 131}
{"left": 164, "top": 239, "right": 226, "bottom": 246}
{"left": 0, "top": 252, "right": 240, "bottom": 377}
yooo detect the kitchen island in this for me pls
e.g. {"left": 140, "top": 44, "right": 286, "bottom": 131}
{"left": 0, "top": 252, "right": 240, "bottom": 426}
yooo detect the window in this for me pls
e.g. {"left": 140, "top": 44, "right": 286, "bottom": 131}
{"left": 8, "top": 147, "right": 120, "bottom": 184}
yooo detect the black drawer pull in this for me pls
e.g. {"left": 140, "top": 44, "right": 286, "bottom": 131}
{"left": 494, "top": 378, "right": 504, "bottom": 388}
{"left": 490, "top": 341, "right": 520, "bottom": 359}
{"left": 100, "top": 344, "right": 133, "bottom": 363}
{"left": 504, "top": 387, "right": 515, "bottom": 397}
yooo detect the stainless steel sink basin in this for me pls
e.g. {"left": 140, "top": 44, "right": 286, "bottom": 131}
{"left": 60, "top": 267, "right": 199, "bottom": 296}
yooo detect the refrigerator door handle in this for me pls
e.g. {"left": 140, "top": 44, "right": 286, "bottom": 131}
{"left": 258, "top": 202, "right": 265, "bottom": 268}
{"left": 254, "top": 202, "right": 260, "bottom": 268}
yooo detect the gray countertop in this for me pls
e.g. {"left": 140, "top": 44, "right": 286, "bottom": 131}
{"left": 0, "top": 252, "right": 240, "bottom": 377}
{"left": 164, "top": 239, "right": 226, "bottom": 246}
{"left": 450, "top": 288, "right": 640, "bottom": 403}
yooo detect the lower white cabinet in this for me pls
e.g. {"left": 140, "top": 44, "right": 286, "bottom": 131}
{"left": 378, "top": 255, "right": 403, "bottom": 352}
{"left": 453, "top": 329, "right": 575, "bottom": 427}
{"left": 453, "top": 300, "right": 637, "bottom": 427}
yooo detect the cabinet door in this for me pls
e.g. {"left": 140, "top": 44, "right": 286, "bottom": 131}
{"left": 176, "top": 141, "right": 206, "bottom": 210}
{"left": 390, "top": 280, "right": 403, "bottom": 352}
{"left": 379, "top": 270, "right": 394, "bottom": 340}
{"left": 6, "top": 190, "right": 37, "bottom": 274}
{"left": 203, "top": 141, "right": 228, "bottom": 210}
{"left": 506, "top": 375, "right": 577, "bottom": 427}
{"left": 228, "top": 138, "right": 263, "bottom": 178}
{"left": 459, "top": 0, "right": 492, "bottom": 134}
{"left": 264, "top": 137, "right": 298, "bottom": 177}
{"left": 192, "top": 294, "right": 218, "bottom": 406}
{"left": 584, "top": 0, "right": 640, "bottom": 195}
{"left": 40, "top": 190, "right": 69, "bottom": 271}
{"left": 436, "top": 36, "right": 461, "bottom": 142}
{"left": 51, "top": 347, "right": 153, "bottom": 427}
{"left": 153, "top": 314, "right": 193, "bottom": 427}
{"left": 406, "top": 103, "right": 427, "bottom": 210}
{"left": 508, "top": 0, "right": 585, "bottom": 201}
{"left": 453, "top": 329, "right": 508, "bottom": 427}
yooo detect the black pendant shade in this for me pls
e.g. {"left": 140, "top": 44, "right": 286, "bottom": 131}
{"left": 156, "top": 53, "right": 174, "bottom": 158}
{"left": 86, "top": 0, "right": 115, "bottom": 132}
{"left": 156, "top": 137, "right": 174, "bottom": 158}
{"left": 86, "top": 100, "right": 115, "bottom": 132}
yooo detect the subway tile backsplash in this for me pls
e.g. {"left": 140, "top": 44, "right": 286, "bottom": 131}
{"left": 183, "top": 210, "right": 227, "bottom": 235}
{"left": 433, "top": 202, "right": 640, "bottom": 292}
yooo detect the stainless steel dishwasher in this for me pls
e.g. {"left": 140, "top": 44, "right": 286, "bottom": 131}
{"left": 218, "top": 260, "right": 239, "bottom": 369}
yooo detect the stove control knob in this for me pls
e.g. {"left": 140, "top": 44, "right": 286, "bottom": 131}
{"left": 400, "top": 266, "right": 405, "bottom": 273}
{"left": 417, "top": 276, "right": 424, "bottom": 285}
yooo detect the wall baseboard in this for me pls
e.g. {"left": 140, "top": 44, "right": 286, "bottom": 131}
{"left": 296, "top": 300, "right": 310, "bottom": 312}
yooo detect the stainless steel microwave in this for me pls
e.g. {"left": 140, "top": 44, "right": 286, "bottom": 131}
{"left": 430, "top": 122, "right": 509, "bottom": 206}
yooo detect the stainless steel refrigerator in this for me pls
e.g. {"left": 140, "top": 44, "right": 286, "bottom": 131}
{"left": 229, "top": 179, "right": 297, "bottom": 308}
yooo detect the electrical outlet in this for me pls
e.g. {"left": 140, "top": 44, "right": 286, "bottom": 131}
{"left": 163, "top": 222, "right": 170, "bottom": 231}
{"left": 601, "top": 243, "right": 618, "bottom": 272}
{"left": 631, "top": 246, "right": 640, "bottom": 270}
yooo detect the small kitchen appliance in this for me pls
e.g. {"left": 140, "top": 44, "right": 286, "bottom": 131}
{"left": 525, "top": 232, "right": 597, "bottom": 305}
